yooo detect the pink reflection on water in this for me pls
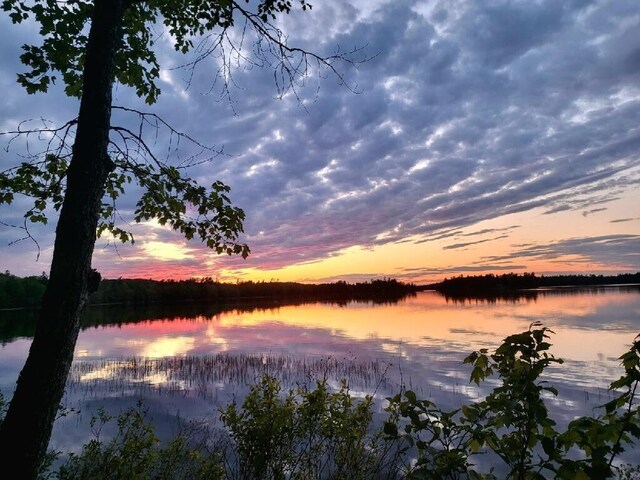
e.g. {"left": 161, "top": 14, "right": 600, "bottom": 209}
{"left": 73, "top": 290, "right": 640, "bottom": 370}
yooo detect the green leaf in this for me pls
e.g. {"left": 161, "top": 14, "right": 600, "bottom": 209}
{"left": 470, "top": 438, "right": 482, "bottom": 453}
{"left": 383, "top": 421, "right": 397, "bottom": 437}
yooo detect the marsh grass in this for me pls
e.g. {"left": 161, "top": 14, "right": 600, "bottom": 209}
{"left": 66, "top": 353, "right": 396, "bottom": 403}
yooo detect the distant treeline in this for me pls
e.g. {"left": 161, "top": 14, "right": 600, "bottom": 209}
{"left": 0, "top": 272, "right": 419, "bottom": 309}
{"left": 0, "top": 271, "right": 48, "bottom": 309}
{"left": 91, "top": 277, "right": 418, "bottom": 306}
{"left": 430, "top": 272, "right": 640, "bottom": 297}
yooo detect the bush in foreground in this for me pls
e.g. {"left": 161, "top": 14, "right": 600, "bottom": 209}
{"left": 384, "top": 323, "right": 640, "bottom": 479}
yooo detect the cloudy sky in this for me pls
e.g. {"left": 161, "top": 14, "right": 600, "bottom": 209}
{"left": 1, "top": 0, "right": 639, "bottom": 284}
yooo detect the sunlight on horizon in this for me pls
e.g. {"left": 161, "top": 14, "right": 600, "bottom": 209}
{"left": 89, "top": 191, "right": 640, "bottom": 285}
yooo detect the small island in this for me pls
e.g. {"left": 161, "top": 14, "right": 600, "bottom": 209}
{"left": 426, "top": 271, "right": 640, "bottom": 300}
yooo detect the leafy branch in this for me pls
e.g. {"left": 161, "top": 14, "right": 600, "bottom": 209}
{"left": 3, "top": 0, "right": 370, "bottom": 105}
{"left": 384, "top": 323, "right": 640, "bottom": 479}
{"left": 1, "top": 108, "right": 248, "bottom": 258}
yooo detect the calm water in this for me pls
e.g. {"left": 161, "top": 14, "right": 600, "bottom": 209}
{"left": 1, "top": 286, "right": 639, "bottom": 462}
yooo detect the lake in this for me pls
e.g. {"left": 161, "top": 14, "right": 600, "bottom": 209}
{"left": 1, "top": 286, "right": 639, "bottom": 467}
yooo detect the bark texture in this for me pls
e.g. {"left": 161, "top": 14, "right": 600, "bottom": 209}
{"left": 0, "top": 1, "right": 127, "bottom": 476}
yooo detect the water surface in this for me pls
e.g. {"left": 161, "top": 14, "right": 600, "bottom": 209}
{"left": 1, "top": 286, "right": 639, "bottom": 462}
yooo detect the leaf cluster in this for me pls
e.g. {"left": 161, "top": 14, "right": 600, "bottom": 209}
{"left": 0, "top": 153, "right": 68, "bottom": 225}
{"left": 384, "top": 323, "right": 640, "bottom": 479}
{"left": 2, "top": 0, "right": 315, "bottom": 104}
{"left": 220, "top": 375, "right": 390, "bottom": 479}
{"left": 101, "top": 158, "right": 249, "bottom": 257}
{"left": 1, "top": 136, "right": 250, "bottom": 257}
{"left": 56, "top": 404, "right": 225, "bottom": 480}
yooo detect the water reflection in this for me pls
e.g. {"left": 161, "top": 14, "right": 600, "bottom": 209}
{"left": 2, "top": 287, "right": 639, "bottom": 391}
{"left": 1, "top": 287, "right": 639, "bottom": 463}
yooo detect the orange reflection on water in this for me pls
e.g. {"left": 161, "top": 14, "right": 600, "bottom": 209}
{"left": 214, "top": 290, "right": 639, "bottom": 363}
{"left": 75, "top": 289, "right": 639, "bottom": 369}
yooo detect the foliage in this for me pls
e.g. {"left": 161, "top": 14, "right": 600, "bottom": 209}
{"left": 384, "top": 322, "right": 640, "bottom": 479}
{"left": 0, "top": 270, "right": 48, "bottom": 308}
{"left": 219, "top": 374, "right": 396, "bottom": 479}
{"left": 0, "top": 0, "right": 345, "bottom": 259}
{"left": 55, "top": 404, "right": 225, "bottom": 480}
{"left": 1, "top": 0, "right": 313, "bottom": 102}
{"left": 48, "top": 376, "right": 397, "bottom": 480}
{"left": 88, "top": 277, "right": 416, "bottom": 306}
{"left": 461, "top": 323, "right": 563, "bottom": 478}
{"left": 0, "top": 134, "right": 250, "bottom": 259}
{"left": 432, "top": 273, "right": 640, "bottom": 300}
{"left": 0, "top": 0, "right": 365, "bottom": 259}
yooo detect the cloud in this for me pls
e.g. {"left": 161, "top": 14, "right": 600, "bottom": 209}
{"left": 582, "top": 208, "right": 608, "bottom": 217}
{"left": 443, "top": 235, "right": 510, "bottom": 250}
{"left": 459, "top": 226, "right": 521, "bottom": 238}
{"left": 611, "top": 218, "right": 639, "bottom": 224}
{"left": 1, "top": 0, "right": 639, "bottom": 277}
{"left": 479, "top": 235, "right": 640, "bottom": 270}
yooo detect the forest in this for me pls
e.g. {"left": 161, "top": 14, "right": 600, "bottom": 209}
{"left": 0, "top": 272, "right": 419, "bottom": 309}
{"left": 3, "top": 271, "right": 639, "bottom": 310}
{"left": 429, "top": 272, "right": 640, "bottom": 298}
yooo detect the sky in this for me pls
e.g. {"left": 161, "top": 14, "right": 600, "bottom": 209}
{"left": 1, "top": 0, "right": 639, "bottom": 285}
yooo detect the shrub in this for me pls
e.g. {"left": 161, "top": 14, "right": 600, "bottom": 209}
{"left": 383, "top": 322, "right": 640, "bottom": 479}
{"left": 219, "top": 375, "right": 397, "bottom": 479}
{"left": 55, "top": 404, "right": 224, "bottom": 480}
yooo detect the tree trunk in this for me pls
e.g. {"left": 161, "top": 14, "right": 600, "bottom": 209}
{"left": 0, "top": 0, "right": 127, "bottom": 476}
